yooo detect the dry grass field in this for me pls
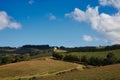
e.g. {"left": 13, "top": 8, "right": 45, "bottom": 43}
{"left": 54, "top": 48, "right": 67, "bottom": 53}
{"left": 0, "top": 58, "right": 80, "bottom": 80}
{"left": 39, "top": 64, "right": 120, "bottom": 80}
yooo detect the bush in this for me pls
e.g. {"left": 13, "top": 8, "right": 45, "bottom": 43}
{"left": 29, "top": 76, "right": 37, "bottom": 80}
{"left": 0, "top": 54, "right": 31, "bottom": 65}
{"left": 1, "top": 56, "right": 13, "bottom": 64}
{"left": 52, "top": 52, "right": 120, "bottom": 66}
{"left": 81, "top": 55, "right": 88, "bottom": 63}
{"left": 64, "top": 54, "right": 80, "bottom": 62}
{"left": 52, "top": 53, "right": 65, "bottom": 60}
{"left": 104, "top": 53, "right": 117, "bottom": 65}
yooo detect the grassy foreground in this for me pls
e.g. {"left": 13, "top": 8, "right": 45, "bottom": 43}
{"left": 39, "top": 64, "right": 120, "bottom": 80}
{"left": 0, "top": 58, "right": 80, "bottom": 80}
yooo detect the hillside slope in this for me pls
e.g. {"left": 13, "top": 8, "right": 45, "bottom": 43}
{"left": 0, "top": 58, "right": 80, "bottom": 80}
{"left": 39, "top": 64, "right": 120, "bottom": 80}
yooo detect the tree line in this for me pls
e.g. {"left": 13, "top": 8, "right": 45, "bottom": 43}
{"left": 52, "top": 52, "right": 120, "bottom": 66}
{"left": 0, "top": 45, "right": 54, "bottom": 65}
{"left": 59, "top": 44, "right": 120, "bottom": 52}
{"left": 0, "top": 54, "right": 30, "bottom": 65}
{"left": 1, "top": 44, "right": 120, "bottom": 55}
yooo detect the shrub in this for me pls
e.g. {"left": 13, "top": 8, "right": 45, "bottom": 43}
{"left": 52, "top": 53, "right": 65, "bottom": 60}
{"left": 87, "top": 57, "right": 104, "bottom": 66}
{"left": 29, "top": 76, "right": 37, "bottom": 80}
{"left": 64, "top": 54, "right": 80, "bottom": 62}
{"left": 104, "top": 53, "right": 117, "bottom": 65}
{"left": 81, "top": 55, "right": 88, "bottom": 63}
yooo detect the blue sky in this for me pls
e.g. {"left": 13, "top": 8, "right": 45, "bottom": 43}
{"left": 0, "top": 0, "right": 120, "bottom": 47}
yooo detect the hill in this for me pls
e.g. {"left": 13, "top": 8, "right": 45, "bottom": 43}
{"left": 39, "top": 64, "right": 120, "bottom": 80}
{"left": 68, "top": 49, "right": 120, "bottom": 58}
{"left": 0, "top": 58, "right": 82, "bottom": 80}
{"left": 0, "top": 45, "right": 120, "bottom": 80}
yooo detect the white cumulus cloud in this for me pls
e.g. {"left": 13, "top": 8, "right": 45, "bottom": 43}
{"left": 65, "top": 1, "right": 120, "bottom": 44}
{"left": 48, "top": 13, "right": 56, "bottom": 20}
{"left": 0, "top": 11, "right": 21, "bottom": 30}
{"left": 99, "top": 0, "right": 120, "bottom": 10}
{"left": 83, "top": 35, "right": 93, "bottom": 42}
{"left": 29, "top": 0, "right": 35, "bottom": 5}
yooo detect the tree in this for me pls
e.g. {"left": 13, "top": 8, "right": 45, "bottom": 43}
{"left": 88, "top": 56, "right": 104, "bottom": 66}
{"left": 2, "top": 55, "right": 13, "bottom": 64}
{"left": 52, "top": 52, "right": 65, "bottom": 60}
{"left": 0, "top": 57, "right": 2, "bottom": 65}
{"left": 21, "top": 53, "right": 30, "bottom": 61}
{"left": 104, "top": 53, "right": 117, "bottom": 65}
{"left": 81, "top": 55, "right": 88, "bottom": 63}
{"left": 14, "top": 55, "right": 23, "bottom": 62}
{"left": 64, "top": 54, "right": 80, "bottom": 62}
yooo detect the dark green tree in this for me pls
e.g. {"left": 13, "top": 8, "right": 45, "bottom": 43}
{"left": 2, "top": 55, "right": 13, "bottom": 64}
{"left": 52, "top": 53, "right": 65, "bottom": 60}
{"left": 104, "top": 53, "right": 117, "bottom": 65}
{"left": 64, "top": 54, "right": 80, "bottom": 62}
{"left": 81, "top": 55, "right": 88, "bottom": 63}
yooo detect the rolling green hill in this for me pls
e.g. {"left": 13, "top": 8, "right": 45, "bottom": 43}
{"left": 68, "top": 49, "right": 120, "bottom": 58}
{"left": 0, "top": 46, "right": 120, "bottom": 80}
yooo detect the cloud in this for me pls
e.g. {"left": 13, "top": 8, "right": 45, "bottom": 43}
{"left": 65, "top": 1, "right": 120, "bottom": 44}
{"left": 83, "top": 35, "right": 93, "bottom": 42}
{"left": 99, "top": 0, "right": 120, "bottom": 10}
{"left": 48, "top": 13, "right": 56, "bottom": 20}
{"left": 82, "top": 35, "right": 99, "bottom": 42}
{"left": 28, "top": 0, "right": 35, "bottom": 5}
{"left": 0, "top": 11, "right": 21, "bottom": 30}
